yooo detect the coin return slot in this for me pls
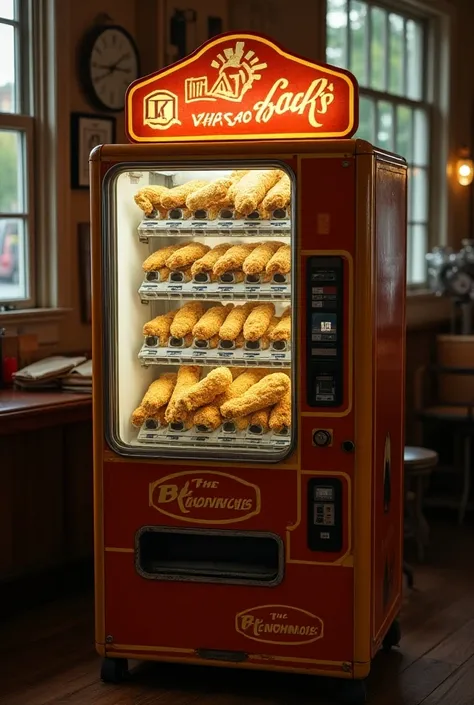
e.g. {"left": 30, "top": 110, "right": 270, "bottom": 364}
{"left": 272, "top": 340, "right": 287, "bottom": 351}
{"left": 136, "top": 528, "right": 283, "bottom": 584}
{"left": 145, "top": 335, "right": 158, "bottom": 347}
{"left": 146, "top": 271, "right": 159, "bottom": 282}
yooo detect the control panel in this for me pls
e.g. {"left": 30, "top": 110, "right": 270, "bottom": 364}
{"left": 306, "top": 257, "right": 344, "bottom": 407}
{"left": 307, "top": 477, "right": 343, "bottom": 553}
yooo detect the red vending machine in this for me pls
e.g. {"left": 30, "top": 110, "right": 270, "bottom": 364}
{"left": 90, "top": 31, "right": 407, "bottom": 705}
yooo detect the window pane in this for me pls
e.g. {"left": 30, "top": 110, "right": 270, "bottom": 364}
{"left": 0, "top": 129, "right": 24, "bottom": 212}
{"left": 407, "top": 168, "right": 413, "bottom": 222}
{"left": 357, "top": 96, "right": 375, "bottom": 141}
{"left": 410, "top": 224, "right": 427, "bottom": 284}
{"left": 412, "top": 167, "right": 428, "bottom": 222}
{"left": 376, "top": 101, "right": 394, "bottom": 151}
{"left": 0, "top": 0, "right": 14, "bottom": 20}
{"left": 350, "top": 1, "right": 368, "bottom": 86}
{"left": 414, "top": 109, "right": 429, "bottom": 166}
{"left": 406, "top": 224, "right": 413, "bottom": 282}
{"left": 326, "top": 0, "right": 348, "bottom": 68}
{"left": 0, "top": 22, "right": 16, "bottom": 113}
{"left": 406, "top": 19, "right": 423, "bottom": 100}
{"left": 388, "top": 13, "right": 405, "bottom": 95}
{"left": 0, "top": 217, "right": 27, "bottom": 300}
{"left": 370, "top": 6, "right": 387, "bottom": 91}
{"left": 396, "top": 105, "right": 413, "bottom": 162}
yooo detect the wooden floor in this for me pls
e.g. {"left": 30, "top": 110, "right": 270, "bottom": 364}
{"left": 1, "top": 519, "right": 474, "bottom": 705}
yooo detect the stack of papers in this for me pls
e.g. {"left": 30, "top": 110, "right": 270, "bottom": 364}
{"left": 13, "top": 356, "right": 89, "bottom": 391}
{"left": 61, "top": 359, "right": 93, "bottom": 394}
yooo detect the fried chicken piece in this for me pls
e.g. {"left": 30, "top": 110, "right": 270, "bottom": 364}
{"left": 186, "top": 178, "right": 233, "bottom": 211}
{"left": 193, "top": 304, "right": 234, "bottom": 340}
{"left": 269, "top": 388, "right": 291, "bottom": 432}
{"left": 243, "top": 303, "right": 276, "bottom": 342}
{"left": 166, "top": 242, "right": 210, "bottom": 270}
{"left": 242, "top": 241, "right": 282, "bottom": 275}
{"left": 134, "top": 185, "right": 169, "bottom": 215}
{"left": 191, "top": 243, "right": 233, "bottom": 277}
{"left": 233, "top": 170, "right": 282, "bottom": 215}
{"left": 157, "top": 267, "right": 170, "bottom": 282}
{"left": 249, "top": 407, "right": 271, "bottom": 432}
{"left": 170, "top": 302, "right": 205, "bottom": 338}
{"left": 160, "top": 180, "right": 208, "bottom": 209}
{"left": 195, "top": 368, "right": 264, "bottom": 431}
{"left": 270, "top": 310, "right": 291, "bottom": 341}
{"left": 219, "top": 302, "right": 257, "bottom": 341}
{"left": 178, "top": 367, "right": 233, "bottom": 413}
{"left": 208, "top": 334, "right": 220, "bottom": 349}
{"left": 131, "top": 404, "right": 167, "bottom": 428}
{"left": 266, "top": 245, "right": 291, "bottom": 276}
{"left": 260, "top": 173, "right": 291, "bottom": 215}
{"left": 165, "top": 365, "right": 201, "bottom": 423}
{"left": 213, "top": 243, "right": 258, "bottom": 276}
{"left": 225, "top": 170, "right": 251, "bottom": 205}
{"left": 220, "top": 372, "right": 290, "bottom": 418}
{"left": 193, "top": 404, "right": 222, "bottom": 431}
{"left": 234, "top": 333, "right": 245, "bottom": 348}
{"left": 142, "top": 244, "right": 184, "bottom": 272}
{"left": 260, "top": 316, "right": 280, "bottom": 349}
{"left": 141, "top": 373, "right": 178, "bottom": 413}
{"left": 143, "top": 310, "right": 176, "bottom": 345}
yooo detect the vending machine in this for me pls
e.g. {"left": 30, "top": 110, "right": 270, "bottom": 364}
{"left": 90, "top": 31, "right": 407, "bottom": 705}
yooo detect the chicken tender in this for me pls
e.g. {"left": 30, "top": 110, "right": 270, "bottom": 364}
{"left": 219, "top": 302, "right": 256, "bottom": 341}
{"left": 249, "top": 407, "right": 271, "bottom": 432}
{"left": 142, "top": 244, "right": 184, "bottom": 272}
{"left": 266, "top": 244, "right": 291, "bottom": 276}
{"left": 213, "top": 243, "right": 258, "bottom": 276}
{"left": 142, "top": 373, "right": 178, "bottom": 413}
{"left": 270, "top": 310, "right": 291, "bottom": 341}
{"left": 196, "top": 368, "right": 263, "bottom": 430}
{"left": 161, "top": 180, "right": 208, "bottom": 209}
{"left": 260, "top": 173, "right": 291, "bottom": 214}
{"left": 193, "top": 304, "right": 234, "bottom": 340}
{"left": 233, "top": 170, "right": 282, "bottom": 215}
{"left": 269, "top": 388, "right": 291, "bottom": 432}
{"left": 166, "top": 242, "right": 210, "bottom": 270}
{"left": 134, "top": 185, "right": 169, "bottom": 215}
{"left": 165, "top": 365, "right": 201, "bottom": 423}
{"left": 243, "top": 241, "right": 282, "bottom": 275}
{"left": 243, "top": 303, "right": 276, "bottom": 342}
{"left": 131, "top": 404, "right": 167, "bottom": 428}
{"left": 186, "top": 178, "right": 233, "bottom": 211}
{"left": 143, "top": 310, "right": 176, "bottom": 345}
{"left": 226, "top": 170, "right": 251, "bottom": 204}
{"left": 193, "top": 404, "right": 222, "bottom": 431}
{"left": 178, "top": 367, "right": 233, "bottom": 413}
{"left": 260, "top": 316, "right": 280, "bottom": 349}
{"left": 169, "top": 302, "right": 205, "bottom": 338}
{"left": 191, "top": 243, "right": 233, "bottom": 276}
{"left": 220, "top": 372, "right": 290, "bottom": 418}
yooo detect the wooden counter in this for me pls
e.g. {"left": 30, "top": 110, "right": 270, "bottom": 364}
{"left": 0, "top": 389, "right": 92, "bottom": 433}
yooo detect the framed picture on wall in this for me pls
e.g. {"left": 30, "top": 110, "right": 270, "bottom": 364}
{"left": 78, "top": 222, "right": 92, "bottom": 324}
{"left": 70, "top": 112, "right": 116, "bottom": 189}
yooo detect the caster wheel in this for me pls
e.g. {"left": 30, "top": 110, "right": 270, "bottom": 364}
{"left": 337, "top": 679, "right": 367, "bottom": 705}
{"left": 100, "top": 657, "right": 129, "bottom": 684}
{"left": 383, "top": 617, "right": 401, "bottom": 651}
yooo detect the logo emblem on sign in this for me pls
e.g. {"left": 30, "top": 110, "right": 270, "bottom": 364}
{"left": 149, "top": 470, "right": 261, "bottom": 524}
{"left": 235, "top": 604, "right": 324, "bottom": 646}
{"left": 144, "top": 89, "right": 181, "bottom": 130}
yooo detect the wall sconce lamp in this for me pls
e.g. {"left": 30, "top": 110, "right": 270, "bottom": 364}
{"left": 456, "top": 148, "right": 474, "bottom": 186}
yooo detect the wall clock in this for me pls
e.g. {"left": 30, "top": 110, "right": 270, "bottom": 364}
{"left": 79, "top": 24, "right": 140, "bottom": 112}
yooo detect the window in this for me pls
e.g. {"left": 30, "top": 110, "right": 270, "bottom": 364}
{"left": 326, "top": 0, "right": 437, "bottom": 285}
{"left": 0, "top": 0, "right": 35, "bottom": 307}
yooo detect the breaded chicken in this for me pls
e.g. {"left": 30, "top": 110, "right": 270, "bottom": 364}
{"left": 213, "top": 243, "right": 258, "bottom": 276}
{"left": 165, "top": 365, "right": 201, "bottom": 423}
{"left": 225, "top": 170, "right": 251, "bottom": 205}
{"left": 142, "top": 244, "right": 184, "bottom": 272}
{"left": 219, "top": 302, "right": 256, "bottom": 341}
{"left": 161, "top": 180, "right": 208, "bottom": 209}
{"left": 269, "top": 388, "right": 291, "bottom": 432}
{"left": 134, "top": 185, "right": 169, "bottom": 215}
{"left": 260, "top": 316, "right": 280, "bottom": 349}
{"left": 195, "top": 368, "right": 264, "bottom": 430}
{"left": 143, "top": 310, "right": 176, "bottom": 345}
{"left": 270, "top": 310, "right": 291, "bottom": 341}
{"left": 260, "top": 173, "right": 291, "bottom": 214}
{"left": 141, "top": 373, "right": 178, "bottom": 413}
{"left": 191, "top": 243, "right": 233, "bottom": 276}
{"left": 233, "top": 170, "right": 282, "bottom": 215}
{"left": 166, "top": 242, "right": 210, "bottom": 270}
{"left": 242, "top": 241, "right": 282, "bottom": 275}
{"left": 131, "top": 404, "right": 167, "bottom": 428}
{"left": 193, "top": 404, "right": 222, "bottom": 431}
{"left": 169, "top": 302, "right": 205, "bottom": 338}
{"left": 234, "top": 333, "right": 245, "bottom": 348}
{"left": 243, "top": 303, "right": 276, "bottom": 342}
{"left": 266, "top": 244, "right": 291, "bottom": 276}
{"left": 156, "top": 266, "right": 170, "bottom": 282}
{"left": 220, "top": 373, "right": 290, "bottom": 418}
{"left": 193, "top": 304, "right": 234, "bottom": 340}
{"left": 185, "top": 178, "right": 233, "bottom": 211}
{"left": 249, "top": 407, "right": 271, "bottom": 432}
{"left": 178, "top": 367, "right": 233, "bottom": 413}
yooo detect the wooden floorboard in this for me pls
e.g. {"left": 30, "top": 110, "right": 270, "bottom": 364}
{"left": 1, "top": 519, "right": 474, "bottom": 705}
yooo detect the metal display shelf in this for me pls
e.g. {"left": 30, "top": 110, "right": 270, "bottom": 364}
{"left": 139, "top": 279, "right": 291, "bottom": 302}
{"left": 137, "top": 218, "right": 291, "bottom": 241}
{"left": 134, "top": 423, "right": 291, "bottom": 450}
{"left": 138, "top": 341, "right": 291, "bottom": 367}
